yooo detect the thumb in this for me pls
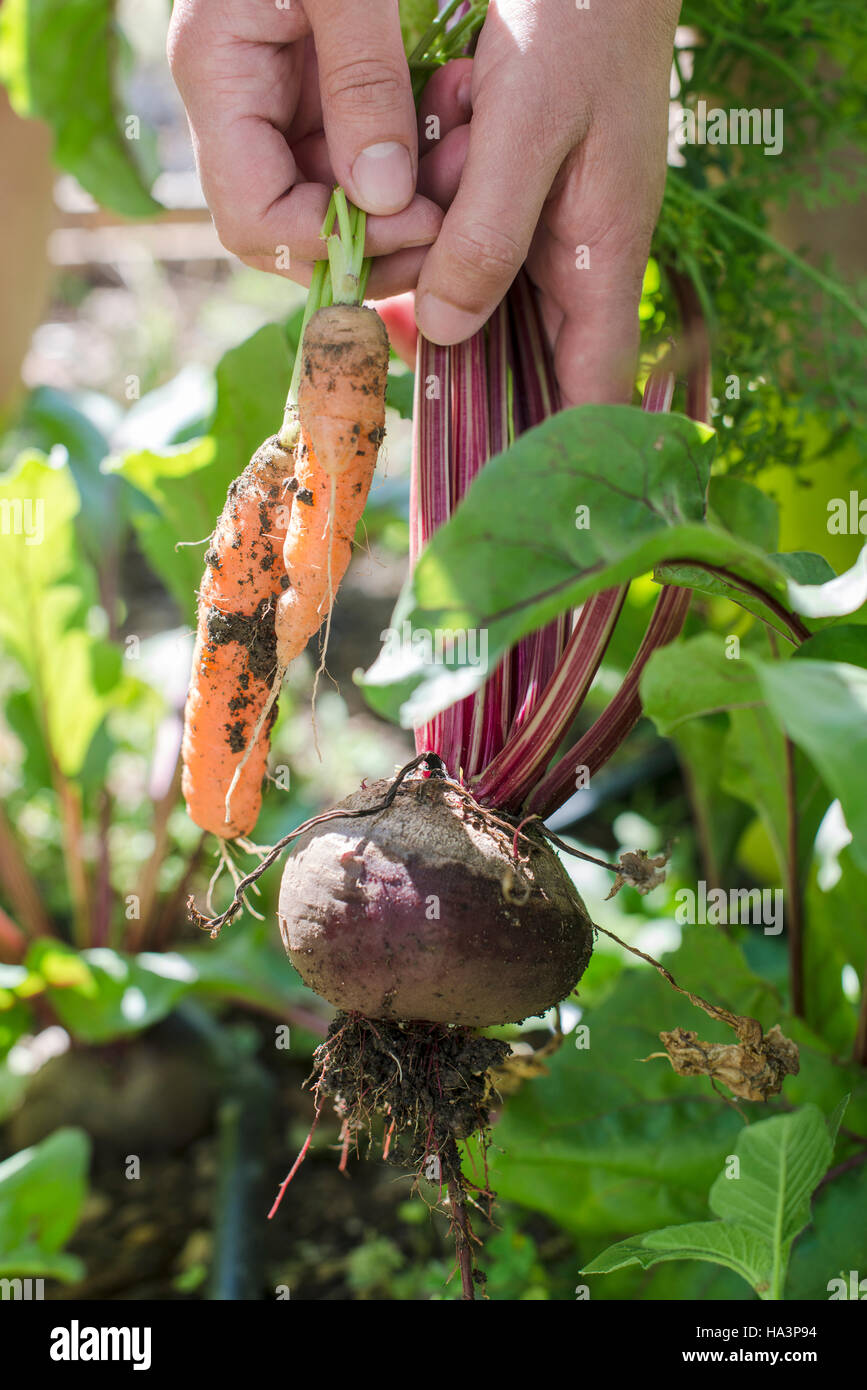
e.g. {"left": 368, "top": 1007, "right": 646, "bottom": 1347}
{"left": 307, "top": 0, "right": 417, "bottom": 216}
{"left": 415, "top": 71, "right": 576, "bottom": 344}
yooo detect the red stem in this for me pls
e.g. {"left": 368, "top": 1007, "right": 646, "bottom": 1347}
{"left": 473, "top": 587, "right": 626, "bottom": 809}
{"left": 525, "top": 584, "right": 692, "bottom": 818}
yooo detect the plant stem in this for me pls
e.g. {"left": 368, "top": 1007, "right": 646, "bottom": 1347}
{"left": 526, "top": 586, "right": 692, "bottom": 818}
{"left": 55, "top": 776, "right": 91, "bottom": 947}
{"left": 450, "top": 1180, "right": 476, "bottom": 1300}
{"left": 91, "top": 789, "right": 113, "bottom": 949}
{"left": 667, "top": 266, "right": 712, "bottom": 423}
{"left": 0, "top": 803, "right": 52, "bottom": 938}
{"left": 784, "top": 736, "right": 805, "bottom": 1018}
{"left": 683, "top": 563, "right": 811, "bottom": 645}
{"left": 151, "top": 831, "right": 208, "bottom": 950}
{"left": 279, "top": 189, "right": 370, "bottom": 444}
{"left": 0, "top": 906, "right": 26, "bottom": 963}
{"left": 473, "top": 588, "right": 626, "bottom": 809}
{"left": 129, "top": 749, "right": 184, "bottom": 951}
{"left": 443, "top": 1134, "right": 476, "bottom": 1300}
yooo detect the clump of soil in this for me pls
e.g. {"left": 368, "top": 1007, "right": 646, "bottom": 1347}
{"left": 313, "top": 1012, "right": 510, "bottom": 1172}
{"left": 287, "top": 1010, "right": 512, "bottom": 1298}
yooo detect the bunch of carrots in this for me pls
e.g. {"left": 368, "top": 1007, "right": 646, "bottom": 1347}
{"left": 181, "top": 192, "right": 389, "bottom": 851}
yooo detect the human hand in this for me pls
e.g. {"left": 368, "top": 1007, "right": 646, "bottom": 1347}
{"left": 167, "top": 0, "right": 446, "bottom": 297}
{"left": 413, "top": 0, "right": 682, "bottom": 406}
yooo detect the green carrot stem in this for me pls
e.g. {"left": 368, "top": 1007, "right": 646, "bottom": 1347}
{"left": 280, "top": 187, "right": 368, "bottom": 439}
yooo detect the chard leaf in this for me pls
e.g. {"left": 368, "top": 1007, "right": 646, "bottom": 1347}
{"left": 582, "top": 1221, "right": 772, "bottom": 1289}
{"left": 0, "top": 1127, "right": 89, "bottom": 1281}
{"left": 640, "top": 634, "right": 830, "bottom": 882}
{"left": 751, "top": 658, "right": 867, "bottom": 873}
{"left": 584, "top": 1104, "right": 837, "bottom": 1300}
{"left": 708, "top": 475, "right": 779, "bottom": 552}
{"left": 359, "top": 404, "right": 808, "bottom": 725}
{"left": 0, "top": 453, "right": 130, "bottom": 776}
{"left": 0, "top": 0, "right": 160, "bottom": 218}
{"left": 708, "top": 1106, "right": 833, "bottom": 1282}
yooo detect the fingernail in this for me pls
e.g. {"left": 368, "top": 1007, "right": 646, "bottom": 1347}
{"left": 416, "top": 293, "right": 481, "bottom": 345}
{"left": 456, "top": 76, "right": 472, "bottom": 113}
{"left": 351, "top": 142, "right": 413, "bottom": 214}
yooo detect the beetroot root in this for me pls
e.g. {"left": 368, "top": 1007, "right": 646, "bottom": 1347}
{"left": 278, "top": 773, "right": 593, "bottom": 1026}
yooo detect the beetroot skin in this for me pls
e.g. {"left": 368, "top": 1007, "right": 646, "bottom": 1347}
{"left": 278, "top": 775, "right": 593, "bottom": 1026}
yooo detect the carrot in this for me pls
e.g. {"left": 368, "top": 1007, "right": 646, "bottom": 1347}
{"left": 181, "top": 435, "right": 294, "bottom": 840}
{"left": 224, "top": 304, "right": 389, "bottom": 809}
{"left": 275, "top": 304, "right": 390, "bottom": 668}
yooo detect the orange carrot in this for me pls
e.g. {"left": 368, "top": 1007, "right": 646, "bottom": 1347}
{"left": 221, "top": 304, "right": 389, "bottom": 824}
{"left": 275, "top": 304, "right": 390, "bottom": 669}
{"left": 181, "top": 435, "right": 293, "bottom": 839}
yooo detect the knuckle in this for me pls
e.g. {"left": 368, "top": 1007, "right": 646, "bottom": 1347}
{"left": 166, "top": 13, "right": 195, "bottom": 78}
{"left": 448, "top": 222, "right": 523, "bottom": 292}
{"left": 322, "top": 55, "right": 406, "bottom": 113}
{"left": 212, "top": 213, "right": 252, "bottom": 260}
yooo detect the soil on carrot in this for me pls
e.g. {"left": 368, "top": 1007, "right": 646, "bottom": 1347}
{"left": 205, "top": 596, "right": 278, "bottom": 684}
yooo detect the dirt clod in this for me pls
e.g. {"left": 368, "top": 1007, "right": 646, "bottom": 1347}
{"left": 312, "top": 1012, "right": 509, "bottom": 1173}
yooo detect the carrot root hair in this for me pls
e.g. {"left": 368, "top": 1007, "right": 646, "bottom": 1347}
{"left": 309, "top": 475, "right": 339, "bottom": 759}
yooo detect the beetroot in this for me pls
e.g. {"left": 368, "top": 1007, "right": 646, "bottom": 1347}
{"left": 278, "top": 773, "right": 593, "bottom": 1026}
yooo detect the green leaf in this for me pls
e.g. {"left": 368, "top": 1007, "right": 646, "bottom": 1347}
{"left": 110, "top": 436, "right": 218, "bottom": 621}
{"left": 585, "top": 1105, "right": 835, "bottom": 1300}
{"left": 491, "top": 931, "right": 780, "bottom": 1240}
{"left": 708, "top": 475, "right": 779, "bottom": 552}
{"left": 708, "top": 1106, "right": 831, "bottom": 1243}
{"left": 655, "top": 550, "right": 839, "bottom": 637}
{"left": 666, "top": 719, "right": 752, "bottom": 887}
{"left": 385, "top": 369, "right": 415, "bottom": 420}
{"left": 0, "top": 0, "right": 161, "bottom": 218}
{"left": 0, "top": 991, "right": 33, "bottom": 1062}
{"left": 642, "top": 634, "right": 831, "bottom": 885}
{"left": 787, "top": 1164, "right": 867, "bottom": 1300}
{"left": 12, "top": 386, "right": 126, "bottom": 570}
{"left": 583, "top": 1221, "right": 773, "bottom": 1290}
{"left": 824, "top": 1094, "right": 849, "bottom": 1148}
{"left": 794, "top": 624, "right": 867, "bottom": 668}
{"left": 804, "top": 856, "right": 865, "bottom": 1052}
{"left": 653, "top": 550, "right": 838, "bottom": 640}
{"left": 110, "top": 320, "right": 299, "bottom": 620}
{"left": 360, "top": 405, "right": 811, "bottom": 725}
{"left": 0, "top": 453, "right": 128, "bottom": 775}
{"left": 723, "top": 710, "right": 828, "bottom": 881}
{"left": 640, "top": 633, "right": 763, "bottom": 735}
{"left": 0, "top": 1127, "right": 89, "bottom": 1281}
{"left": 773, "top": 552, "right": 837, "bottom": 588}
{"left": 21, "top": 930, "right": 307, "bottom": 1044}
{"left": 752, "top": 658, "right": 867, "bottom": 873}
